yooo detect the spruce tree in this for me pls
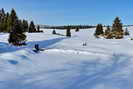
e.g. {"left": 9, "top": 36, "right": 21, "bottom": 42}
{"left": 9, "top": 8, "right": 18, "bottom": 32}
{"left": 112, "top": 17, "right": 123, "bottom": 32}
{"left": 0, "top": 8, "right": 5, "bottom": 22}
{"left": 10, "top": 9, "right": 18, "bottom": 25}
{"left": 75, "top": 28, "right": 79, "bottom": 32}
{"left": 112, "top": 17, "right": 124, "bottom": 39}
{"left": 52, "top": 30, "right": 56, "bottom": 34}
{"left": 105, "top": 26, "right": 111, "bottom": 35}
{"left": 1, "top": 8, "right": 5, "bottom": 15}
{"left": 0, "top": 8, "right": 6, "bottom": 32}
{"left": 124, "top": 28, "right": 130, "bottom": 36}
{"left": 29, "top": 21, "right": 36, "bottom": 32}
{"left": 22, "top": 20, "right": 29, "bottom": 32}
{"left": 8, "top": 20, "right": 26, "bottom": 46}
{"left": 105, "top": 26, "right": 114, "bottom": 39}
{"left": 6, "top": 12, "right": 12, "bottom": 32}
{"left": 37, "top": 25, "right": 40, "bottom": 32}
{"left": 66, "top": 28, "right": 71, "bottom": 37}
{"left": 94, "top": 24, "right": 104, "bottom": 37}
{"left": 1, "top": 17, "right": 7, "bottom": 32}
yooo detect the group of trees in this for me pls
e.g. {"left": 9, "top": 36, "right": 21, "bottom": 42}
{"left": 94, "top": 17, "right": 129, "bottom": 39}
{"left": 29, "top": 22, "right": 43, "bottom": 33}
{"left": 0, "top": 8, "right": 42, "bottom": 46}
{"left": 0, "top": 8, "right": 29, "bottom": 33}
{"left": 52, "top": 28, "right": 71, "bottom": 37}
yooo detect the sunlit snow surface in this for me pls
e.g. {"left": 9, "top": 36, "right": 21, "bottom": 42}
{"left": 0, "top": 27, "right": 133, "bottom": 89}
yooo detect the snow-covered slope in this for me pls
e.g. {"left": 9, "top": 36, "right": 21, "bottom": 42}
{"left": 0, "top": 27, "right": 133, "bottom": 89}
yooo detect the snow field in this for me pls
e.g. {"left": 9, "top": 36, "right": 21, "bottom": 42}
{"left": 0, "top": 27, "right": 133, "bottom": 89}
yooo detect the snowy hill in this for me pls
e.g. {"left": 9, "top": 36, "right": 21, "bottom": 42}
{"left": 0, "top": 27, "right": 133, "bottom": 89}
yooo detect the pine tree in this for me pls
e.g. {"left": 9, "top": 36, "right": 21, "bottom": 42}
{"left": 0, "top": 8, "right": 6, "bottom": 32}
{"left": 52, "top": 30, "right": 56, "bottom": 34}
{"left": 1, "top": 8, "right": 5, "bottom": 15}
{"left": 37, "top": 25, "right": 40, "bottom": 32}
{"left": 22, "top": 20, "right": 29, "bottom": 32}
{"left": 66, "top": 28, "right": 71, "bottom": 37}
{"left": 8, "top": 20, "right": 26, "bottom": 46}
{"left": 75, "top": 28, "right": 79, "bottom": 32}
{"left": 9, "top": 8, "right": 18, "bottom": 32}
{"left": 124, "top": 28, "right": 130, "bottom": 36}
{"left": 105, "top": 26, "right": 114, "bottom": 39}
{"left": 112, "top": 17, "right": 124, "bottom": 39}
{"left": 0, "top": 8, "right": 5, "bottom": 22}
{"left": 94, "top": 24, "right": 104, "bottom": 37}
{"left": 112, "top": 17, "right": 123, "bottom": 32}
{"left": 29, "top": 21, "right": 36, "bottom": 32}
{"left": 6, "top": 12, "right": 12, "bottom": 32}
{"left": 105, "top": 26, "right": 111, "bottom": 35}
{"left": 10, "top": 8, "right": 18, "bottom": 25}
{"left": 1, "top": 16, "right": 7, "bottom": 32}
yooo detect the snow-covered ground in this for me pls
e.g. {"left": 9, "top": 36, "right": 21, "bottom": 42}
{"left": 0, "top": 27, "right": 133, "bottom": 89}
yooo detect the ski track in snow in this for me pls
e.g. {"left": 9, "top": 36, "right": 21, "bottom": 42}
{"left": 44, "top": 49, "right": 109, "bottom": 57}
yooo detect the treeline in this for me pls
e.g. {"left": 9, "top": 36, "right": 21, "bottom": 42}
{"left": 41, "top": 25, "right": 95, "bottom": 30}
{"left": 94, "top": 17, "right": 129, "bottom": 39}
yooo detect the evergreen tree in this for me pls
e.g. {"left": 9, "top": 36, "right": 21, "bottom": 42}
{"left": 22, "top": 20, "right": 29, "bottom": 32}
{"left": 6, "top": 12, "right": 12, "bottom": 32}
{"left": 124, "top": 28, "right": 130, "bottom": 36}
{"left": 1, "top": 8, "right": 5, "bottom": 15}
{"left": 0, "top": 8, "right": 6, "bottom": 32}
{"left": 37, "top": 25, "right": 40, "bottom": 32}
{"left": 66, "top": 28, "right": 71, "bottom": 37}
{"left": 1, "top": 16, "right": 7, "bottom": 32}
{"left": 75, "top": 28, "right": 79, "bottom": 32}
{"left": 52, "top": 30, "right": 56, "bottom": 34}
{"left": 29, "top": 21, "right": 36, "bottom": 32}
{"left": 105, "top": 26, "right": 111, "bottom": 35}
{"left": 8, "top": 20, "right": 26, "bottom": 46}
{"left": 0, "top": 8, "right": 5, "bottom": 22}
{"left": 10, "top": 8, "right": 18, "bottom": 25}
{"left": 94, "top": 24, "right": 104, "bottom": 37}
{"left": 9, "top": 8, "right": 18, "bottom": 32}
{"left": 112, "top": 17, "right": 123, "bottom": 32}
{"left": 112, "top": 17, "right": 124, "bottom": 39}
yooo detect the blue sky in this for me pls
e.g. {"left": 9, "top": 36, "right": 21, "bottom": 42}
{"left": 0, "top": 0, "right": 133, "bottom": 25}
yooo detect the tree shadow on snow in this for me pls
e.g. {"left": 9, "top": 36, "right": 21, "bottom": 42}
{"left": 0, "top": 53, "right": 132, "bottom": 89}
{"left": 19, "top": 53, "right": 131, "bottom": 89}
{"left": 62, "top": 54, "right": 133, "bottom": 89}
{"left": 0, "top": 37, "right": 66, "bottom": 54}
{"left": 27, "top": 37, "right": 67, "bottom": 48}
